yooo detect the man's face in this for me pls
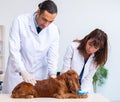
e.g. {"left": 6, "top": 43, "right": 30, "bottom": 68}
{"left": 36, "top": 10, "right": 57, "bottom": 29}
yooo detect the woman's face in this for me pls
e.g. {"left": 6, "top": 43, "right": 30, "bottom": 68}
{"left": 36, "top": 10, "right": 57, "bottom": 29}
{"left": 85, "top": 39, "right": 100, "bottom": 55}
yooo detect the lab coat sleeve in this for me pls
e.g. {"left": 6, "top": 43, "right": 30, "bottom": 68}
{"left": 9, "top": 17, "right": 26, "bottom": 73}
{"left": 47, "top": 27, "right": 59, "bottom": 76}
{"left": 61, "top": 43, "right": 74, "bottom": 73}
{"left": 81, "top": 64, "right": 98, "bottom": 93}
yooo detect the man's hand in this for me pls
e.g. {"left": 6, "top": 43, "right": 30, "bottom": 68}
{"left": 20, "top": 71, "right": 36, "bottom": 86}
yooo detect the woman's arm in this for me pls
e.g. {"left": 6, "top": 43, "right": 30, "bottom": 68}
{"left": 61, "top": 43, "right": 74, "bottom": 73}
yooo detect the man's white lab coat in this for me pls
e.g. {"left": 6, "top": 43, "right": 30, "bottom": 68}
{"left": 2, "top": 13, "right": 59, "bottom": 93}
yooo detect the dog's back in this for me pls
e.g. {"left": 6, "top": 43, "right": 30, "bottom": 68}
{"left": 34, "top": 78, "right": 64, "bottom": 97}
{"left": 11, "top": 77, "right": 64, "bottom": 98}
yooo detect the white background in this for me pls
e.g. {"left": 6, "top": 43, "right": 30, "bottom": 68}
{"left": 0, "top": 0, "right": 120, "bottom": 101}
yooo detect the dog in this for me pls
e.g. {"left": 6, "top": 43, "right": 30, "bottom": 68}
{"left": 11, "top": 69, "right": 88, "bottom": 98}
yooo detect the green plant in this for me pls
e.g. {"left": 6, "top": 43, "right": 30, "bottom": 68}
{"left": 93, "top": 66, "right": 108, "bottom": 93}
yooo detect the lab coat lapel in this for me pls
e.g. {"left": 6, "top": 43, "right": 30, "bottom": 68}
{"left": 82, "top": 54, "right": 94, "bottom": 78}
{"left": 29, "top": 13, "right": 37, "bottom": 34}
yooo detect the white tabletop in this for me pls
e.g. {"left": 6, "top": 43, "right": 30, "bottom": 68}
{"left": 0, "top": 93, "right": 110, "bottom": 102}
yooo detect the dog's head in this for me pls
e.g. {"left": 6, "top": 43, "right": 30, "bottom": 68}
{"left": 11, "top": 82, "right": 37, "bottom": 98}
{"left": 60, "top": 69, "right": 80, "bottom": 94}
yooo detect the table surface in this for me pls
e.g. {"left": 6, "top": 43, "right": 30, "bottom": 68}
{"left": 0, "top": 93, "right": 110, "bottom": 102}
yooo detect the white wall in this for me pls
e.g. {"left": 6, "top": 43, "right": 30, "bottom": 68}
{"left": 0, "top": 0, "right": 120, "bottom": 101}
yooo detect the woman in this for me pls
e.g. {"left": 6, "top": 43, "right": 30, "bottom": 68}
{"left": 61, "top": 28, "right": 108, "bottom": 93}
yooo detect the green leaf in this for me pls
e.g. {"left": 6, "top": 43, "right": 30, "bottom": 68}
{"left": 93, "top": 66, "right": 108, "bottom": 86}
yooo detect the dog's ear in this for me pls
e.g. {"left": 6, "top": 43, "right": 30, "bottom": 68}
{"left": 66, "top": 70, "right": 80, "bottom": 94}
{"left": 67, "top": 77, "right": 80, "bottom": 94}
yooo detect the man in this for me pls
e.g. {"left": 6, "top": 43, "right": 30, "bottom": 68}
{"left": 2, "top": 0, "right": 59, "bottom": 93}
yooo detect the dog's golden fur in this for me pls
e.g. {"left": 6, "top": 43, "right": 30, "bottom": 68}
{"left": 11, "top": 69, "right": 88, "bottom": 98}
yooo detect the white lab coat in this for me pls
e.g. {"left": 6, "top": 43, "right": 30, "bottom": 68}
{"left": 61, "top": 42, "right": 98, "bottom": 93}
{"left": 2, "top": 13, "right": 59, "bottom": 93}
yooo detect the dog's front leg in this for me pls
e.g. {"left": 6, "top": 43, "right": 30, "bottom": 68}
{"left": 53, "top": 93, "right": 64, "bottom": 98}
{"left": 53, "top": 90, "right": 67, "bottom": 99}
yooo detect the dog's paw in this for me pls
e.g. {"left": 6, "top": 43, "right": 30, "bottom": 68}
{"left": 53, "top": 94, "right": 65, "bottom": 99}
{"left": 25, "top": 95, "right": 34, "bottom": 98}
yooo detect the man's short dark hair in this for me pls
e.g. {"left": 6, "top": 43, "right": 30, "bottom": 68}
{"left": 38, "top": 0, "right": 57, "bottom": 14}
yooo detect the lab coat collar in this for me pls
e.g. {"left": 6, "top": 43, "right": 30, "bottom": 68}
{"left": 90, "top": 53, "right": 95, "bottom": 60}
{"left": 28, "top": 12, "right": 54, "bottom": 35}
{"left": 86, "top": 53, "right": 95, "bottom": 63}
{"left": 29, "top": 12, "right": 38, "bottom": 34}
{"left": 90, "top": 53, "right": 94, "bottom": 59}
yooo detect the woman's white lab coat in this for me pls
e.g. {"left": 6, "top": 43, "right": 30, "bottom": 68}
{"left": 2, "top": 13, "right": 59, "bottom": 93}
{"left": 61, "top": 42, "right": 97, "bottom": 93}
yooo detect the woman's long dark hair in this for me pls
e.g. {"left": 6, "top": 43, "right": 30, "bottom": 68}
{"left": 74, "top": 28, "right": 108, "bottom": 67}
